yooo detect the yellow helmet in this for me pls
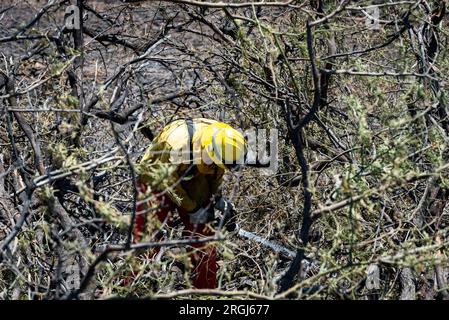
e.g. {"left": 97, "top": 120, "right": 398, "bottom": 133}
{"left": 200, "top": 122, "right": 247, "bottom": 169}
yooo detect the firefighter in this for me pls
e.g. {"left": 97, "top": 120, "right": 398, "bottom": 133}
{"left": 134, "top": 118, "right": 247, "bottom": 289}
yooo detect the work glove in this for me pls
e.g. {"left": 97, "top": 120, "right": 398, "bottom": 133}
{"left": 189, "top": 206, "right": 214, "bottom": 225}
{"left": 214, "top": 197, "right": 237, "bottom": 232}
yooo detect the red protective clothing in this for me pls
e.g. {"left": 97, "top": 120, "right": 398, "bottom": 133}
{"left": 133, "top": 179, "right": 217, "bottom": 289}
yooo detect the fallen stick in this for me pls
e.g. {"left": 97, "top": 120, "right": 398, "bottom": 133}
{"left": 235, "top": 225, "right": 296, "bottom": 258}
